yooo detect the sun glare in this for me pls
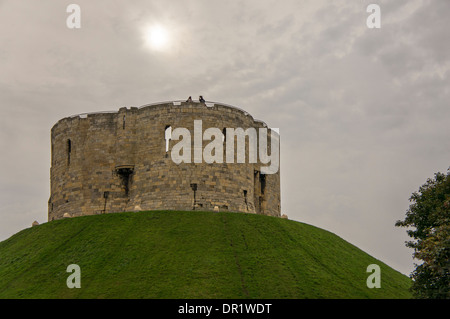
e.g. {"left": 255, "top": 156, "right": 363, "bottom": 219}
{"left": 146, "top": 25, "right": 169, "bottom": 51}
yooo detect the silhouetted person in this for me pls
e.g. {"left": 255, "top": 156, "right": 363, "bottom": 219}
{"left": 186, "top": 96, "right": 192, "bottom": 103}
{"left": 199, "top": 96, "right": 205, "bottom": 103}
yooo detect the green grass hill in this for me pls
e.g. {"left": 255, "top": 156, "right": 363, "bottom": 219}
{"left": 0, "top": 211, "right": 412, "bottom": 298}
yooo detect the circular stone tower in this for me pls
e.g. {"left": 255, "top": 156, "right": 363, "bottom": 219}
{"left": 48, "top": 100, "right": 280, "bottom": 221}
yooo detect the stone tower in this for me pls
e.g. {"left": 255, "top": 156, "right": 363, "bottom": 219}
{"left": 48, "top": 100, "right": 280, "bottom": 221}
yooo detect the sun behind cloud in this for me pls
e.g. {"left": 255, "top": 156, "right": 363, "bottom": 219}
{"left": 145, "top": 25, "right": 170, "bottom": 51}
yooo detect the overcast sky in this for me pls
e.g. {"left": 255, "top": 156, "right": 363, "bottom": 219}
{"left": 0, "top": 0, "right": 449, "bottom": 276}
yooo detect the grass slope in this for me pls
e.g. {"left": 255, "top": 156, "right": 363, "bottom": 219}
{"left": 0, "top": 211, "right": 411, "bottom": 298}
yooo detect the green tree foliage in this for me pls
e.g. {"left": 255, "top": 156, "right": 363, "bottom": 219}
{"left": 396, "top": 169, "right": 450, "bottom": 299}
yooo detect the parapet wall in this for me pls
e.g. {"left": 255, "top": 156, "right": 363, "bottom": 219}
{"left": 48, "top": 101, "right": 281, "bottom": 221}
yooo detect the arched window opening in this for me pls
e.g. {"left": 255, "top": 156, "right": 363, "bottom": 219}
{"left": 116, "top": 166, "right": 134, "bottom": 197}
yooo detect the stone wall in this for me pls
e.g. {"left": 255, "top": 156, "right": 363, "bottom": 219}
{"left": 48, "top": 101, "right": 281, "bottom": 221}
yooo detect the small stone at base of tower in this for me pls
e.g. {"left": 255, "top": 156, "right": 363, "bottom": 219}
{"left": 32, "top": 221, "right": 39, "bottom": 227}
{"left": 63, "top": 213, "right": 71, "bottom": 218}
{"left": 213, "top": 206, "right": 219, "bottom": 212}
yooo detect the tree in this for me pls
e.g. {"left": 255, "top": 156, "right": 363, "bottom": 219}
{"left": 396, "top": 169, "right": 450, "bottom": 299}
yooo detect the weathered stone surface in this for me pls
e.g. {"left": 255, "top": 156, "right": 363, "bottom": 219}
{"left": 48, "top": 101, "right": 281, "bottom": 221}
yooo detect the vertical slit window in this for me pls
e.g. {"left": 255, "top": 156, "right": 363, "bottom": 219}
{"left": 243, "top": 190, "right": 248, "bottom": 211}
{"left": 190, "top": 183, "right": 198, "bottom": 210}
{"left": 67, "top": 139, "right": 72, "bottom": 165}
{"left": 165, "top": 125, "right": 172, "bottom": 153}
{"left": 260, "top": 173, "right": 266, "bottom": 195}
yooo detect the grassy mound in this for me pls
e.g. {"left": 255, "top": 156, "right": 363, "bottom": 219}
{"left": 0, "top": 211, "right": 411, "bottom": 298}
